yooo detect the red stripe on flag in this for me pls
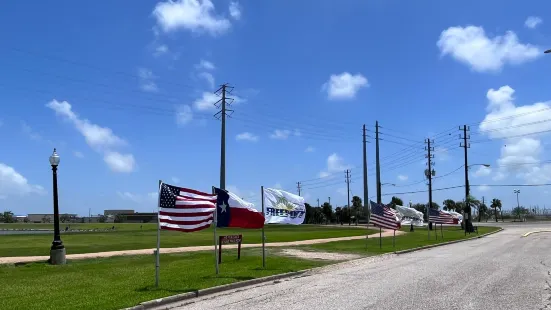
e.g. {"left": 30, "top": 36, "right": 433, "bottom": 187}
{"left": 159, "top": 211, "right": 214, "bottom": 217}
{"left": 160, "top": 217, "right": 213, "bottom": 226}
{"left": 160, "top": 223, "right": 212, "bottom": 233}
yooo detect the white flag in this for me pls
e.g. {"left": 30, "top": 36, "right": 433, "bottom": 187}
{"left": 395, "top": 205, "right": 424, "bottom": 227}
{"left": 263, "top": 188, "right": 306, "bottom": 225}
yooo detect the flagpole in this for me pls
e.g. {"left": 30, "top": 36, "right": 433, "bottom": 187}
{"left": 155, "top": 180, "right": 162, "bottom": 288}
{"left": 393, "top": 229, "right": 395, "bottom": 248}
{"left": 441, "top": 223, "right": 444, "bottom": 240}
{"left": 379, "top": 226, "right": 382, "bottom": 249}
{"left": 212, "top": 186, "right": 219, "bottom": 275}
{"left": 261, "top": 186, "right": 266, "bottom": 269}
{"left": 434, "top": 220, "right": 438, "bottom": 240}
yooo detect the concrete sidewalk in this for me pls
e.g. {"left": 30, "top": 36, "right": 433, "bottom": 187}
{"left": 0, "top": 229, "right": 404, "bottom": 264}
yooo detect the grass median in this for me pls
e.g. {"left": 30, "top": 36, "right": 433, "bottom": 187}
{"left": 0, "top": 225, "right": 501, "bottom": 310}
{"left": 0, "top": 249, "right": 329, "bottom": 310}
{"left": 300, "top": 226, "right": 500, "bottom": 255}
{"left": 0, "top": 224, "right": 375, "bottom": 257}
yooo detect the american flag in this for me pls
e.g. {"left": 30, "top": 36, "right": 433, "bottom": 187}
{"left": 158, "top": 183, "right": 217, "bottom": 232}
{"left": 369, "top": 201, "right": 401, "bottom": 230}
{"left": 429, "top": 208, "right": 456, "bottom": 224}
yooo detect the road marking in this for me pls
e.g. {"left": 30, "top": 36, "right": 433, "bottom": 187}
{"left": 522, "top": 230, "right": 551, "bottom": 237}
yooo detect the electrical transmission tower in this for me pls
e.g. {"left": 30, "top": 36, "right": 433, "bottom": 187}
{"left": 214, "top": 83, "right": 234, "bottom": 190}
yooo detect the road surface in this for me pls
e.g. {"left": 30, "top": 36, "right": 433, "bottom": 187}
{"left": 161, "top": 222, "right": 551, "bottom": 310}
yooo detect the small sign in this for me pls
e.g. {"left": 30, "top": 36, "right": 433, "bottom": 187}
{"left": 220, "top": 234, "right": 242, "bottom": 244}
{"left": 218, "top": 234, "right": 243, "bottom": 264}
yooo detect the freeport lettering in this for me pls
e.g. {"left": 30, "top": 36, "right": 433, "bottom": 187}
{"left": 265, "top": 207, "right": 305, "bottom": 218}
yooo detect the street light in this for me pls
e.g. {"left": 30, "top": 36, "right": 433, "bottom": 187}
{"left": 545, "top": 49, "right": 551, "bottom": 54}
{"left": 514, "top": 189, "right": 521, "bottom": 220}
{"left": 49, "top": 148, "right": 66, "bottom": 265}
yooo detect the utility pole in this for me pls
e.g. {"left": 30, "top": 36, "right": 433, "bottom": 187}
{"left": 460, "top": 125, "right": 472, "bottom": 233}
{"left": 297, "top": 182, "right": 301, "bottom": 196}
{"left": 328, "top": 197, "right": 331, "bottom": 206}
{"left": 375, "top": 121, "right": 382, "bottom": 204}
{"left": 478, "top": 196, "right": 485, "bottom": 222}
{"left": 214, "top": 83, "right": 234, "bottom": 190}
{"left": 345, "top": 169, "right": 351, "bottom": 226}
{"left": 362, "top": 124, "right": 370, "bottom": 224}
{"left": 317, "top": 198, "right": 320, "bottom": 208}
{"left": 514, "top": 189, "right": 520, "bottom": 220}
{"left": 425, "top": 138, "right": 434, "bottom": 234}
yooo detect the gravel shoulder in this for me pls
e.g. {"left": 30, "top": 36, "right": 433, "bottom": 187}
{"left": 0, "top": 229, "right": 403, "bottom": 264}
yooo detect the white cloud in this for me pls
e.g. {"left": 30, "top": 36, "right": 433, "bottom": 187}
{"left": 154, "top": 44, "right": 169, "bottom": 56}
{"left": 475, "top": 185, "right": 490, "bottom": 192}
{"left": 398, "top": 175, "right": 408, "bottom": 181}
{"left": 198, "top": 72, "right": 215, "bottom": 89}
{"left": 193, "top": 92, "right": 219, "bottom": 111}
{"left": 525, "top": 16, "right": 542, "bottom": 29}
{"left": 236, "top": 132, "right": 258, "bottom": 142}
{"left": 479, "top": 85, "right": 551, "bottom": 183}
{"left": 323, "top": 72, "right": 368, "bottom": 100}
{"left": 47, "top": 99, "right": 136, "bottom": 173}
{"left": 196, "top": 59, "right": 215, "bottom": 70}
{"left": 73, "top": 151, "right": 84, "bottom": 158}
{"left": 153, "top": 0, "right": 232, "bottom": 36}
{"left": 171, "top": 177, "right": 180, "bottom": 183}
{"left": 47, "top": 100, "right": 127, "bottom": 151}
{"left": 473, "top": 166, "right": 492, "bottom": 177}
{"left": 21, "top": 121, "right": 43, "bottom": 141}
{"left": 229, "top": 2, "right": 241, "bottom": 20}
{"left": 305, "top": 146, "right": 315, "bottom": 153}
{"left": 176, "top": 104, "right": 193, "bottom": 126}
{"left": 319, "top": 153, "right": 351, "bottom": 178}
{"left": 103, "top": 152, "right": 136, "bottom": 173}
{"left": 117, "top": 191, "right": 142, "bottom": 203}
{"left": 0, "top": 163, "right": 45, "bottom": 198}
{"left": 138, "top": 68, "right": 158, "bottom": 92}
{"left": 437, "top": 26, "right": 541, "bottom": 72}
{"left": 270, "top": 129, "right": 292, "bottom": 140}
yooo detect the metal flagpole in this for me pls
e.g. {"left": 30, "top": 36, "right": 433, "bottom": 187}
{"left": 261, "top": 186, "right": 266, "bottom": 268}
{"left": 441, "top": 224, "right": 444, "bottom": 240}
{"left": 212, "top": 186, "right": 219, "bottom": 275}
{"left": 155, "top": 180, "right": 162, "bottom": 287}
{"left": 435, "top": 219, "right": 438, "bottom": 240}
{"left": 379, "top": 226, "right": 382, "bottom": 249}
{"left": 393, "top": 230, "right": 395, "bottom": 248}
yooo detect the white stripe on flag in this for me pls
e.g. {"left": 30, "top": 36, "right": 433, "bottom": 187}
{"left": 159, "top": 214, "right": 213, "bottom": 222}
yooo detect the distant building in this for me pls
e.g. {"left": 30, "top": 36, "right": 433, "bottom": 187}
{"left": 118, "top": 212, "right": 158, "bottom": 223}
{"left": 27, "top": 214, "right": 54, "bottom": 223}
{"left": 104, "top": 210, "right": 135, "bottom": 216}
{"left": 15, "top": 215, "right": 28, "bottom": 222}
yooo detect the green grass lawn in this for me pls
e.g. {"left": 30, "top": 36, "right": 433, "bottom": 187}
{"left": 0, "top": 249, "right": 328, "bottom": 310}
{"left": 301, "top": 226, "right": 500, "bottom": 255}
{"left": 0, "top": 224, "right": 376, "bottom": 257}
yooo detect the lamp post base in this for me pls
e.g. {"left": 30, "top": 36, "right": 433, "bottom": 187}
{"left": 49, "top": 248, "right": 66, "bottom": 265}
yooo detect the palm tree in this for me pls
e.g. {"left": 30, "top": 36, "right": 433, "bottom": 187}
{"left": 490, "top": 198, "right": 502, "bottom": 222}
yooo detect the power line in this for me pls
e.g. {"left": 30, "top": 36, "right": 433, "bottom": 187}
{"left": 381, "top": 185, "right": 464, "bottom": 197}
{"left": 471, "top": 128, "right": 551, "bottom": 143}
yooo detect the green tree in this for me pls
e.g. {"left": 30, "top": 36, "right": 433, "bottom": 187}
{"left": 389, "top": 196, "right": 403, "bottom": 208}
{"left": 98, "top": 215, "right": 107, "bottom": 223}
{"left": 351, "top": 196, "right": 362, "bottom": 225}
{"left": 335, "top": 207, "right": 343, "bottom": 224}
{"left": 455, "top": 201, "right": 465, "bottom": 213}
{"left": 1, "top": 211, "right": 15, "bottom": 223}
{"left": 60, "top": 214, "right": 71, "bottom": 223}
{"left": 411, "top": 203, "right": 427, "bottom": 220}
{"left": 321, "top": 202, "right": 333, "bottom": 224}
{"left": 490, "top": 198, "right": 502, "bottom": 222}
{"left": 478, "top": 202, "right": 488, "bottom": 222}
{"left": 443, "top": 199, "right": 456, "bottom": 211}
{"left": 304, "top": 203, "right": 313, "bottom": 223}
{"left": 114, "top": 214, "right": 127, "bottom": 223}
{"left": 430, "top": 202, "right": 441, "bottom": 210}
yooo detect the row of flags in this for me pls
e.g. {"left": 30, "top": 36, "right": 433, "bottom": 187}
{"left": 158, "top": 182, "right": 306, "bottom": 233}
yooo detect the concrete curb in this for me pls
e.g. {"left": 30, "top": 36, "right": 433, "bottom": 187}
{"left": 394, "top": 228, "right": 503, "bottom": 255}
{"left": 123, "top": 271, "right": 306, "bottom": 310}
{"left": 522, "top": 230, "right": 551, "bottom": 237}
{"left": 124, "top": 227, "right": 503, "bottom": 310}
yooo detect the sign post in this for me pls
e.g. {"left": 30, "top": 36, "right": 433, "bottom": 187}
{"left": 218, "top": 234, "right": 243, "bottom": 264}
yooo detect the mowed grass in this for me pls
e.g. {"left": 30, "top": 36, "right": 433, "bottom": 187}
{"left": 0, "top": 223, "right": 158, "bottom": 231}
{"left": 302, "top": 226, "right": 500, "bottom": 255}
{"left": 0, "top": 249, "right": 328, "bottom": 310}
{"left": 0, "top": 224, "right": 375, "bottom": 257}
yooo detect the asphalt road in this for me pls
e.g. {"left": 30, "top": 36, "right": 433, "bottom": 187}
{"left": 163, "top": 223, "right": 551, "bottom": 310}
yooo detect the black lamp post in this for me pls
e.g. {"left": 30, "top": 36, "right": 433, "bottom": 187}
{"left": 49, "top": 148, "right": 66, "bottom": 265}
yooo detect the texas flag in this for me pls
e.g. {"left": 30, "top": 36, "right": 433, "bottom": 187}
{"left": 214, "top": 188, "right": 265, "bottom": 229}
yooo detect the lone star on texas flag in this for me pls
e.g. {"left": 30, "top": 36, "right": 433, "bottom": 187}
{"left": 219, "top": 202, "right": 227, "bottom": 213}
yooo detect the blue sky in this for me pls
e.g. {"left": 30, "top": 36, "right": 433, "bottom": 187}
{"left": 1, "top": 0, "right": 551, "bottom": 216}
